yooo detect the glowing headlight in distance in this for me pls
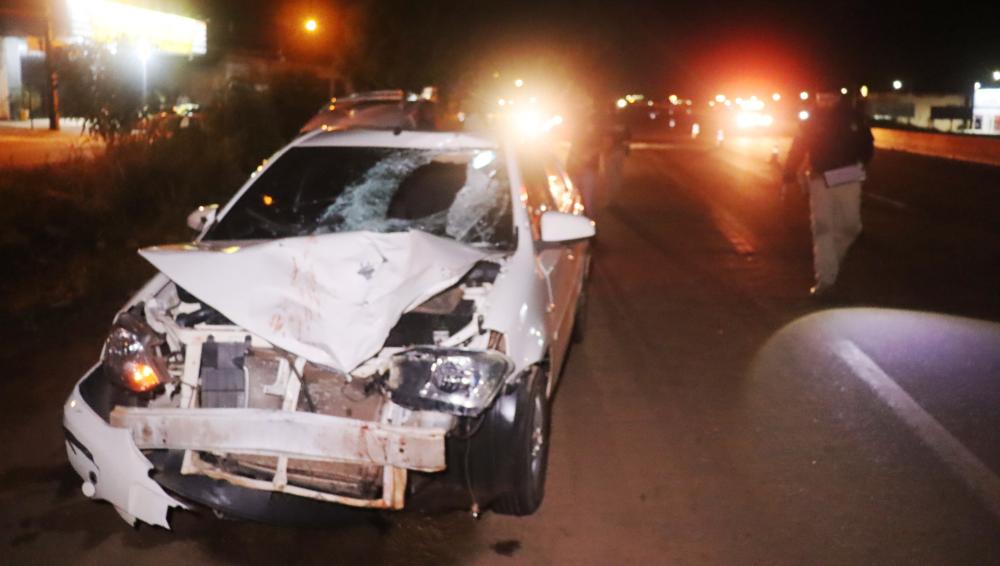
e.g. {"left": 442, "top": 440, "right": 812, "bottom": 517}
{"left": 102, "top": 312, "right": 169, "bottom": 393}
{"left": 514, "top": 110, "right": 542, "bottom": 136}
{"left": 388, "top": 348, "right": 514, "bottom": 416}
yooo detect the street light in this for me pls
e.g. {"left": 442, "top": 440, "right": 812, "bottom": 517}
{"left": 799, "top": 90, "right": 809, "bottom": 100}
{"left": 304, "top": 18, "right": 318, "bottom": 32}
{"left": 992, "top": 70, "right": 1000, "bottom": 81}
{"left": 892, "top": 79, "right": 903, "bottom": 90}
{"left": 137, "top": 41, "right": 151, "bottom": 105}
{"left": 860, "top": 85, "right": 869, "bottom": 97}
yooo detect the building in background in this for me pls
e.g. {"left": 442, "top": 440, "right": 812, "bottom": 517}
{"left": 970, "top": 87, "right": 1000, "bottom": 135}
{"left": 1, "top": 0, "right": 208, "bottom": 121}
{"left": 0, "top": 14, "right": 47, "bottom": 121}
{"left": 866, "top": 91, "right": 972, "bottom": 133}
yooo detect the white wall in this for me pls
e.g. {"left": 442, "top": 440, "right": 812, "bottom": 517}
{"left": 971, "top": 88, "right": 1000, "bottom": 135}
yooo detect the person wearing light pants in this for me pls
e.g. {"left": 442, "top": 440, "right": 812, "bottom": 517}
{"left": 807, "top": 177, "right": 863, "bottom": 292}
{"left": 783, "top": 91, "right": 874, "bottom": 296}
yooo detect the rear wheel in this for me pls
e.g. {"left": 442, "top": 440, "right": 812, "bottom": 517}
{"left": 493, "top": 367, "right": 550, "bottom": 515}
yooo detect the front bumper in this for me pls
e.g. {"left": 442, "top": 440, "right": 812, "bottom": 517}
{"left": 63, "top": 365, "right": 447, "bottom": 528}
{"left": 63, "top": 365, "right": 187, "bottom": 528}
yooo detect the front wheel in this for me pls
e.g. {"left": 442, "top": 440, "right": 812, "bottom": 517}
{"left": 493, "top": 367, "right": 550, "bottom": 515}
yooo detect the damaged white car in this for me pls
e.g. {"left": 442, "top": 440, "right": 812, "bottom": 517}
{"left": 63, "top": 128, "right": 594, "bottom": 528}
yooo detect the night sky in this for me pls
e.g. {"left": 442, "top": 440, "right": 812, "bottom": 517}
{"left": 16, "top": 0, "right": 1000, "bottom": 98}
{"left": 194, "top": 0, "right": 999, "bottom": 92}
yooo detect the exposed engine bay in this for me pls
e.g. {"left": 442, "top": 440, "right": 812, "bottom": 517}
{"left": 99, "top": 259, "right": 508, "bottom": 509}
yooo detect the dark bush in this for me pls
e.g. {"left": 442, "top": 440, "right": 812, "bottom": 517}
{"left": 0, "top": 74, "right": 325, "bottom": 316}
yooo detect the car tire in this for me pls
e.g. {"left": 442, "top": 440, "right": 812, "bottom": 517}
{"left": 493, "top": 367, "right": 550, "bottom": 516}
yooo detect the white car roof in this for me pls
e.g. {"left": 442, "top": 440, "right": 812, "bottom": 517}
{"left": 295, "top": 128, "right": 498, "bottom": 150}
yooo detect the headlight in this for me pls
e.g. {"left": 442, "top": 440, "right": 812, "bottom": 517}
{"left": 102, "top": 312, "right": 170, "bottom": 393}
{"left": 387, "top": 348, "right": 514, "bottom": 416}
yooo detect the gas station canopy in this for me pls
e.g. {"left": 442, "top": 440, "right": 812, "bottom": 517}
{"left": 66, "top": 0, "right": 207, "bottom": 56}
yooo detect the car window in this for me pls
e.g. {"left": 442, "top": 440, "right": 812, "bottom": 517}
{"left": 544, "top": 160, "right": 578, "bottom": 213}
{"left": 517, "top": 153, "right": 556, "bottom": 240}
{"left": 206, "top": 147, "right": 514, "bottom": 249}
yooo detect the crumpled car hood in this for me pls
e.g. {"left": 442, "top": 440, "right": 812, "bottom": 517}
{"left": 140, "top": 230, "right": 490, "bottom": 371}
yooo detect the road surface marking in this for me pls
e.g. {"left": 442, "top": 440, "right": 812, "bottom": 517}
{"left": 833, "top": 339, "right": 1000, "bottom": 520}
{"left": 865, "top": 192, "right": 907, "bottom": 209}
{"left": 629, "top": 142, "right": 678, "bottom": 151}
{"left": 710, "top": 208, "right": 757, "bottom": 255}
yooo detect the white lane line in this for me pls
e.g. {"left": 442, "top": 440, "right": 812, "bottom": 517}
{"left": 629, "top": 142, "right": 678, "bottom": 151}
{"left": 833, "top": 339, "right": 1000, "bottom": 520}
{"left": 865, "top": 192, "right": 907, "bottom": 209}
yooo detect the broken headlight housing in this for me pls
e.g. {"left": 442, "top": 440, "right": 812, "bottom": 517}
{"left": 387, "top": 348, "right": 514, "bottom": 416}
{"left": 102, "top": 311, "right": 170, "bottom": 393}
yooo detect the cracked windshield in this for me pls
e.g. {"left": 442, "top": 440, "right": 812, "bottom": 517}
{"left": 206, "top": 146, "right": 513, "bottom": 248}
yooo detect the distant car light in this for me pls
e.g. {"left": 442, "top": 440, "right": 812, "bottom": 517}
{"left": 735, "top": 111, "right": 772, "bottom": 128}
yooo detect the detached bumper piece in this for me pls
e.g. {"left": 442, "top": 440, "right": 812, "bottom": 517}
{"left": 63, "top": 368, "right": 187, "bottom": 528}
{"left": 110, "top": 406, "right": 447, "bottom": 510}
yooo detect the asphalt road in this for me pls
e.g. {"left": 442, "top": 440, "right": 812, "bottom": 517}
{"left": 2, "top": 134, "right": 999, "bottom": 564}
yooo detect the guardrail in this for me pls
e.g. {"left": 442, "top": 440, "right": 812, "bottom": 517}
{"left": 872, "top": 128, "right": 1000, "bottom": 167}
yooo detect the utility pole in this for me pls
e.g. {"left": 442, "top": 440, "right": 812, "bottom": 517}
{"left": 44, "top": 0, "right": 60, "bottom": 131}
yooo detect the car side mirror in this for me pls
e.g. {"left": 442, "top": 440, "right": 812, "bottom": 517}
{"left": 540, "top": 211, "right": 596, "bottom": 243}
{"left": 186, "top": 204, "right": 219, "bottom": 232}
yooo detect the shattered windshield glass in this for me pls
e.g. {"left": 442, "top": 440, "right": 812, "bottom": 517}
{"left": 205, "top": 147, "right": 514, "bottom": 248}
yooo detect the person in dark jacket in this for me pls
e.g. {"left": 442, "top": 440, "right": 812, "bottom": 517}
{"left": 783, "top": 92, "right": 874, "bottom": 296}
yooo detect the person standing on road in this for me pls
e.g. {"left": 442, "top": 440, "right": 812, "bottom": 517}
{"left": 567, "top": 111, "right": 603, "bottom": 214}
{"left": 602, "top": 110, "right": 631, "bottom": 204}
{"left": 783, "top": 92, "right": 874, "bottom": 297}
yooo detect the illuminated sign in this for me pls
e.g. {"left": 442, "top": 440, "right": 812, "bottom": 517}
{"left": 66, "top": 0, "right": 207, "bottom": 56}
{"left": 973, "top": 88, "right": 1000, "bottom": 111}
